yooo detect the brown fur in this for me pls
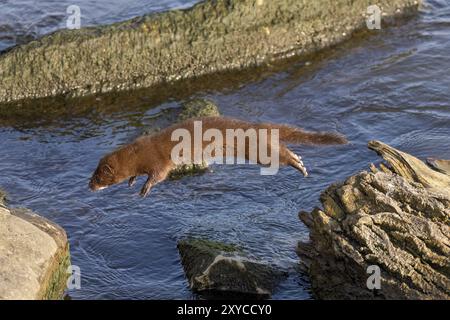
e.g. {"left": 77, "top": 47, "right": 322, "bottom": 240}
{"left": 89, "top": 116, "right": 347, "bottom": 197}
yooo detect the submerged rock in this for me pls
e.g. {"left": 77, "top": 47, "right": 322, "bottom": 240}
{"left": 0, "top": 0, "right": 421, "bottom": 103}
{"left": 143, "top": 98, "right": 220, "bottom": 179}
{"left": 167, "top": 98, "right": 220, "bottom": 179}
{"left": 0, "top": 206, "right": 71, "bottom": 299}
{"left": 178, "top": 99, "right": 221, "bottom": 122}
{"left": 178, "top": 238, "right": 286, "bottom": 298}
{"left": 297, "top": 141, "right": 450, "bottom": 299}
{"left": 167, "top": 163, "right": 209, "bottom": 180}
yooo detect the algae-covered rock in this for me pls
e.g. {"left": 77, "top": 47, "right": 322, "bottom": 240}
{"left": 178, "top": 238, "right": 286, "bottom": 299}
{"left": 297, "top": 141, "right": 450, "bottom": 299}
{"left": 178, "top": 99, "right": 221, "bottom": 122}
{"left": 0, "top": 207, "right": 71, "bottom": 300}
{"left": 168, "top": 163, "right": 209, "bottom": 180}
{"left": 142, "top": 98, "right": 220, "bottom": 136}
{"left": 0, "top": 0, "right": 421, "bottom": 103}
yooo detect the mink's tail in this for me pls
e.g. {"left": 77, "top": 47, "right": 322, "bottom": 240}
{"left": 261, "top": 123, "right": 348, "bottom": 145}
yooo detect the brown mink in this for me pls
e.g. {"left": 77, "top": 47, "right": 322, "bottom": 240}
{"left": 89, "top": 116, "right": 347, "bottom": 197}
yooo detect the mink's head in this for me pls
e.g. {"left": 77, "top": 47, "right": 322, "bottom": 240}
{"left": 89, "top": 153, "right": 128, "bottom": 191}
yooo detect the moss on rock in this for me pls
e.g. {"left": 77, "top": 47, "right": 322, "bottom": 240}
{"left": 0, "top": 189, "right": 6, "bottom": 205}
{"left": 168, "top": 163, "right": 209, "bottom": 180}
{"left": 178, "top": 99, "right": 221, "bottom": 122}
{"left": 39, "top": 244, "right": 71, "bottom": 300}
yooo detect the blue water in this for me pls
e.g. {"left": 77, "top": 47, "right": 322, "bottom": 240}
{"left": 0, "top": 0, "right": 199, "bottom": 51}
{"left": 0, "top": 0, "right": 449, "bottom": 299}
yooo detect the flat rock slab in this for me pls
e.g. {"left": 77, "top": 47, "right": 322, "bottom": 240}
{"left": 178, "top": 238, "right": 286, "bottom": 299}
{"left": 0, "top": 206, "right": 70, "bottom": 300}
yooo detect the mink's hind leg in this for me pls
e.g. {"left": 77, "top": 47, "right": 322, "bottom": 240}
{"left": 140, "top": 178, "right": 153, "bottom": 197}
{"left": 140, "top": 166, "right": 172, "bottom": 197}
{"left": 279, "top": 145, "right": 308, "bottom": 177}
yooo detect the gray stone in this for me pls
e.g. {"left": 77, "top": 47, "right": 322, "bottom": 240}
{"left": 0, "top": 206, "right": 71, "bottom": 300}
{"left": 178, "top": 238, "right": 286, "bottom": 298}
{"left": 142, "top": 98, "right": 221, "bottom": 135}
{"left": 297, "top": 141, "right": 450, "bottom": 299}
{"left": 0, "top": 0, "right": 421, "bottom": 103}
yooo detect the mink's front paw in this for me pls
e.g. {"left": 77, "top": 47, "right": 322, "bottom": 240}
{"left": 140, "top": 185, "right": 152, "bottom": 197}
{"left": 129, "top": 176, "right": 137, "bottom": 187}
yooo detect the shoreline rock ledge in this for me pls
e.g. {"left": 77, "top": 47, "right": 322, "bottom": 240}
{"left": 0, "top": 0, "right": 421, "bottom": 103}
{"left": 297, "top": 141, "right": 450, "bottom": 300}
{"left": 0, "top": 195, "right": 71, "bottom": 300}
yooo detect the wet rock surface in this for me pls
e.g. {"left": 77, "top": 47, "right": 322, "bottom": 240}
{"left": 0, "top": 0, "right": 421, "bottom": 103}
{"left": 178, "top": 238, "right": 286, "bottom": 299}
{"left": 297, "top": 141, "right": 450, "bottom": 299}
{"left": 0, "top": 202, "right": 71, "bottom": 300}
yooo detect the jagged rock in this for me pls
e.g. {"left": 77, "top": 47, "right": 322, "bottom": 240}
{"left": 167, "top": 163, "right": 209, "bottom": 180}
{"left": 0, "top": 205, "right": 71, "bottom": 300}
{"left": 297, "top": 140, "right": 450, "bottom": 300}
{"left": 178, "top": 238, "right": 286, "bottom": 298}
{"left": 368, "top": 140, "right": 450, "bottom": 195}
